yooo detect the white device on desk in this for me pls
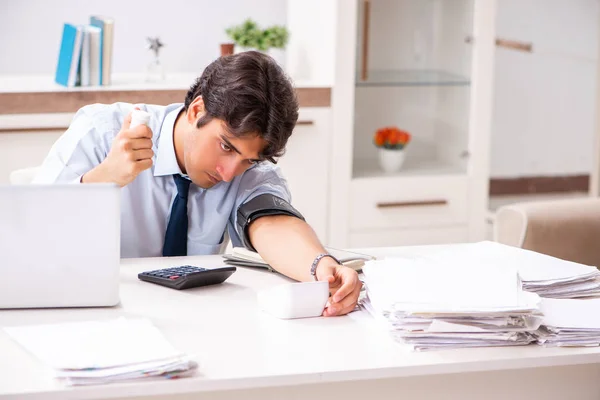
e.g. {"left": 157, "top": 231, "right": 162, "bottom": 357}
{"left": 0, "top": 184, "right": 120, "bottom": 308}
{"left": 257, "top": 281, "right": 329, "bottom": 319}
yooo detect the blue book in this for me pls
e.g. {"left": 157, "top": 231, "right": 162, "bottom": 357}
{"left": 55, "top": 23, "right": 83, "bottom": 87}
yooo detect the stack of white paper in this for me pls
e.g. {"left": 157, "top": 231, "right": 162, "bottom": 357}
{"left": 429, "top": 241, "right": 600, "bottom": 299}
{"left": 534, "top": 297, "right": 600, "bottom": 347}
{"left": 361, "top": 257, "right": 542, "bottom": 351}
{"left": 3, "top": 317, "right": 197, "bottom": 386}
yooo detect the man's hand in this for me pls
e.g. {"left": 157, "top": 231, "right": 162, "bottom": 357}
{"left": 82, "top": 110, "right": 154, "bottom": 186}
{"left": 316, "top": 260, "right": 363, "bottom": 317}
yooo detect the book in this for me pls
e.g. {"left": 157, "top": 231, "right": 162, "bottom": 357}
{"left": 79, "top": 25, "right": 102, "bottom": 86}
{"left": 222, "top": 247, "right": 376, "bottom": 273}
{"left": 79, "top": 27, "right": 90, "bottom": 86}
{"left": 55, "top": 23, "right": 83, "bottom": 87}
{"left": 90, "top": 15, "right": 114, "bottom": 86}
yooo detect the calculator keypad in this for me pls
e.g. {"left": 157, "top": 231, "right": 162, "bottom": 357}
{"left": 144, "top": 265, "right": 208, "bottom": 279}
{"left": 138, "top": 265, "right": 236, "bottom": 290}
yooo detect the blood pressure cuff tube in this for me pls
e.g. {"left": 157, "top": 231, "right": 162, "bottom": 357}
{"left": 236, "top": 193, "right": 305, "bottom": 252}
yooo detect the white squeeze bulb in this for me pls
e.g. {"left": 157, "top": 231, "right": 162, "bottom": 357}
{"left": 130, "top": 110, "right": 151, "bottom": 128}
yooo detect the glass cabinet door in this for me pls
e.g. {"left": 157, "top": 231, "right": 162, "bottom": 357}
{"left": 353, "top": 0, "right": 475, "bottom": 179}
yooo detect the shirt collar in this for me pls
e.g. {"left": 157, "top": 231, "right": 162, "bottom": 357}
{"left": 154, "top": 105, "right": 187, "bottom": 177}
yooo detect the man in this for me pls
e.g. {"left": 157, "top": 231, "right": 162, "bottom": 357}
{"left": 34, "top": 51, "right": 361, "bottom": 317}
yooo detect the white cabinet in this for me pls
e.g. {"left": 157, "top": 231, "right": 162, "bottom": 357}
{"left": 295, "top": 0, "right": 497, "bottom": 248}
{"left": 277, "top": 108, "right": 331, "bottom": 242}
{"left": 349, "top": 175, "right": 469, "bottom": 231}
{"left": 0, "top": 131, "right": 62, "bottom": 184}
{"left": 0, "top": 114, "right": 72, "bottom": 184}
{"left": 349, "top": 226, "right": 469, "bottom": 248}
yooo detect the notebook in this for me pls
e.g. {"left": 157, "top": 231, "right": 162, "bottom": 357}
{"left": 222, "top": 247, "right": 375, "bottom": 272}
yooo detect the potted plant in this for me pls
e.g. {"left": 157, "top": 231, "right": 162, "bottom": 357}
{"left": 373, "top": 126, "right": 411, "bottom": 173}
{"left": 225, "top": 19, "right": 265, "bottom": 51}
{"left": 262, "top": 25, "right": 289, "bottom": 50}
{"left": 225, "top": 19, "right": 289, "bottom": 65}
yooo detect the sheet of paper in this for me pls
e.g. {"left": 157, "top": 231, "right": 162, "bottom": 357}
{"left": 362, "top": 255, "right": 522, "bottom": 310}
{"left": 427, "top": 241, "right": 598, "bottom": 282}
{"left": 540, "top": 298, "right": 600, "bottom": 329}
{"left": 4, "top": 317, "right": 184, "bottom": 370}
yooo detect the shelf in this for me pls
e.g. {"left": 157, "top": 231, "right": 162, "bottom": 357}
{"left": 0, "top": 73, "right": 332, "bottom": 94}
{"left": 0, "top": 73, "right": 331, "bottom": 114}
{"left": 352, "top": 157, "right": 466, "bottom": 180}
{"left": 355, "top": 70, "right": 470, "bottom": 87}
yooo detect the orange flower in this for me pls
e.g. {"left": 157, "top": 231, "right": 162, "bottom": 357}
{"left": 374, "top": 130, "right": 387, "bottom": 146}
{"left": 387, "top": 130, "right": 401, "bottom": 145}
{"left": 398, "top": 131, "right": 410, "bottom": 144}
{"left": 373, "top": 126, "right": 411, "bottom": 149}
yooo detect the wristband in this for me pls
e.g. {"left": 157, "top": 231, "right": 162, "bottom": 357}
{"left": 310, "top": 253, "right": 341, "bottom": 281}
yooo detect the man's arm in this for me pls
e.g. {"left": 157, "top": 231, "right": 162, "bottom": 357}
{"left": 82, "top": 111, "right": 153, "bottom": 186}
{"left": 33, "top": 105, "right": 153, "bottom": 186}
{"left": 248, "top": 215, "right": 362, "bottom": 316}
{"left": 33, "top": 106, "right": 106, "bottom": 184}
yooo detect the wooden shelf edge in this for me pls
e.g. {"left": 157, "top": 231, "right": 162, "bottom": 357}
{"left": 0, "top": 87, "right": 331, "bottom": 115}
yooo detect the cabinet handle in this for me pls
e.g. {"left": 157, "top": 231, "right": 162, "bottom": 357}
{"left": 296, "top": 120, "right": 314, "bottom": 126}
{"left": 495, "top": 38, "right": 533, "bottom": 52}
{"left": 465, "top": 36, "right": 533, "bottom": 53}
{"left": 361, "top": 0, "right": 371, "bottom": 81}
{"left": 377, "top": 200, "right": 448, "bottom": 208}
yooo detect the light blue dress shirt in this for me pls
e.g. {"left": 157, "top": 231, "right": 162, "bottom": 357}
{"left": 33, "top": 102, "right": 292, "bottom": 258}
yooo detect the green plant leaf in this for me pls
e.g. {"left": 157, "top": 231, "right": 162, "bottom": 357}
{"left": 225, "top": 19, "right": 289, "bottom": 50}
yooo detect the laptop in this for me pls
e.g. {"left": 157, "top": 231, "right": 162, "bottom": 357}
{"left": 0, "top": 184, "right": 120, "bottom": 308}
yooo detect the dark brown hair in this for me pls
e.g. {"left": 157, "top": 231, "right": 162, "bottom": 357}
{"left": 184, "top": 51, "right": 299, "bottom": 163}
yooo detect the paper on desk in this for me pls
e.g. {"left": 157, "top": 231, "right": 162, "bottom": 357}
{"left": 3, "top": 317, "right": 185, "bottom": 370}
{"left": 427, "top": 241, "right": 598, "bottom": 282}
{"left": 529, "top": 298, "right": 600, "bottom": 347}
{"left": 540, "top": 298, "right": 600, "bottom": 329}
{"left": 404, "top": 338, "right": 535, "bottom": 351}
{"left": 362, "top": 256, "right": 523, "bottom": 311}
{"left": 359, "top": 250, "right": 546, "bottom": 351}
{"left": 425, "top": 317, "right": 542, "bottom": 333}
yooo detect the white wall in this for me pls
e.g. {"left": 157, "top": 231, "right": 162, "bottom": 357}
{"left": 490, "top": 0, "right": 599, "bottom": 178}
{"left": 0, "top": 0, "right": 286, "bottom": 75}
{"left": 2, "top": 0, "right": 598, "bottom": 179}
{"left": 286, "top": 0, "right": 336, "bottom": 85}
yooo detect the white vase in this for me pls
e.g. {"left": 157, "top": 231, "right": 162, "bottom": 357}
{"left": 378, "top": 148, "right": 405, "bottom": 173}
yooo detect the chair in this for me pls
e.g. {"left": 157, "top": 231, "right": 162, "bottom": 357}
{"left": 9, "top": 166, "right": 41, "bottom": 185}
{"left": 494, "top": 197, "right": 600, "bottom": 266}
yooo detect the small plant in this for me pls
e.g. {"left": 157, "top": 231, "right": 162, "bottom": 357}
{"left": 373, "top": 126, "right": 411, "bottom": 150}
{"left": 226, "top": 19, "right": 289, "bottom": 51}
{"left": 225, "top": 19, "right": 263, "bottom": 49}
{"left": 263, "top": 25, "right": 289, "bottom": 49}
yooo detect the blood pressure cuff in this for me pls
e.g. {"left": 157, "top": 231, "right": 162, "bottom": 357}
{"left": 236, "top": 193, "right": 305, "bottom": 252}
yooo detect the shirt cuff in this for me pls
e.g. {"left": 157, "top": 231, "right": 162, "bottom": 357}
{"left": 71, "top": 175, "right": 83, "bottom": 184}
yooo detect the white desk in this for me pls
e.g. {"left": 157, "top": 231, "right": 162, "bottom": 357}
{"left": 2, "top": 246, "right": 600, "bottom": 400}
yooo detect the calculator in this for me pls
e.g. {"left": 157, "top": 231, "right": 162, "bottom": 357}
{"left": 138, "top": 265, "right": 237, "bottom": 290}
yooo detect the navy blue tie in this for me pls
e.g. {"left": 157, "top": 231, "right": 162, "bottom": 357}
{"left": 162, "top": 174, "right": 191, "bottom": 257}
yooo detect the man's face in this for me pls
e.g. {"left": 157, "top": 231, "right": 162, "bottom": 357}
{"left": 183, "top": 117, "right": 267, "bottom": 189}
